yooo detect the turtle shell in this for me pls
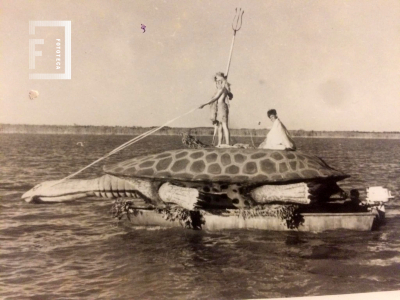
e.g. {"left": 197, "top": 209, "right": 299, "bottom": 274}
{"left": 104, "top": 148, "right": 349, "bottom": 186}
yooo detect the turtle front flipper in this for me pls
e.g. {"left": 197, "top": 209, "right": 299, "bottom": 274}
{"left": 158, "top": 182, "right": 200, "bottom": 210}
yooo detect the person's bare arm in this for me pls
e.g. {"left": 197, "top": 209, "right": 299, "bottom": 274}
{"left": 199, "top": 87, "right": 224, "bottom": 109}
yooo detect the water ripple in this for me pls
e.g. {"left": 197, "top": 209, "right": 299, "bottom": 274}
{"left": 0, "top": 135, "right": 400, "bottom": 299}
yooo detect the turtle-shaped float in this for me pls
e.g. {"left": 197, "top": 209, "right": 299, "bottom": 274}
{"left": 22, "top": 148, "right": 349, "bottom": 209}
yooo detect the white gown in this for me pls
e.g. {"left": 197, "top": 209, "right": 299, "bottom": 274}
{"left": 259, "top": 118, "right": 296, "bottom": 150}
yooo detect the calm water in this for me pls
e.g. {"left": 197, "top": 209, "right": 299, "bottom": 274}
{"left": 1, "top": 134, "right": 400, "bottom": 299}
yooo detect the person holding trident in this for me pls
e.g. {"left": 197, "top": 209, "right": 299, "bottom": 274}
{"left": 199, "top": 8, "right": 243, "bottom": 147}
{"left": 199, "top": 72, "right": 233, "bottom": 147}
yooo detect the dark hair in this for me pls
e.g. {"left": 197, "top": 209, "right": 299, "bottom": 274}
{"left": 267, "top": 109, "right": 277, "bottom": 118}
{"left": 214, "top": 72, "right": 227, "bottom": 81}
{"left": 214, "top": 72, "right": 231, "bottom": 95}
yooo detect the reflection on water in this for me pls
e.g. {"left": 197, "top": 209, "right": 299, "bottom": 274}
{"left": 0, "top": 134, "right": 400, "bottom": 299}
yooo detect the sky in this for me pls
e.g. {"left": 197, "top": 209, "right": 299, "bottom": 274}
{"left": 1, "top": 0, "right": 400, "bottom": 131}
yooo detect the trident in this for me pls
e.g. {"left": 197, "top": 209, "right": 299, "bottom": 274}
{"left": 225, "top": 7, "right": 244, "bottom": 78}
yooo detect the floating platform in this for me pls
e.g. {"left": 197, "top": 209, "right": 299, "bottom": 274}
{"left": 118, "top": 208, "right": 383, "bottom": 232}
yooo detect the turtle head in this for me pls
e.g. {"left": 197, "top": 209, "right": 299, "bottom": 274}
{"left": 22, "top": 180, "right": 89, "bottom": 203}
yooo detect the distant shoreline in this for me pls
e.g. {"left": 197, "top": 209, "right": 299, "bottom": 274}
{"left": 1, "top": 123, "right": 400, "bottom": 139}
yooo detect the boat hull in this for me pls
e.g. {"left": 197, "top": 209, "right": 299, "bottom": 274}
{"left": 119, "top": 210, "right": 379, "bottom": 232}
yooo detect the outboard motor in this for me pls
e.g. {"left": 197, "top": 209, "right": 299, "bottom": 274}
{"left": 366, "top": 186, "right": 393, "bottom": 204}
{"left": 365, "top": 186, "right": 393, "bottom": 220}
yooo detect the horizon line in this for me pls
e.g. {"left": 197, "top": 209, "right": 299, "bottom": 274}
{"left": 1, "top": 123, "right": 400, "bottom": 133}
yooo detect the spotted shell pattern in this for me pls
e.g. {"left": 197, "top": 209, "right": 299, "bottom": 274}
{"left": 104, "top": 149, "right": 349, "bottom": 186}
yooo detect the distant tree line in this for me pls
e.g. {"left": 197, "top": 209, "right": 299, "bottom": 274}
{"left": 1, "top": 123, "right": 400, "bottom": 139}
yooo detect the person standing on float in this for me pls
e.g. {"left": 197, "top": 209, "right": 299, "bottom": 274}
{"left": 200, "top": 72, "right": 233, "bottom": 147}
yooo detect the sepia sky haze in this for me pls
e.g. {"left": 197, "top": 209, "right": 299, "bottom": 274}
{"left": 1, "top": 0, "right": 400, "bottom": 131}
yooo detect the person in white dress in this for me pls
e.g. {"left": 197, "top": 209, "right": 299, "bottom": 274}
{"left": 258, "top": 109, "right": 296, "bottom": 151}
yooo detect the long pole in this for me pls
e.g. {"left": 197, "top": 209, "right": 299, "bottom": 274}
{"left": 225, "top": 33, "right": 236, "bottom": 78}
{"left": 225, "top": 8, "right": 244, "bottom": 78}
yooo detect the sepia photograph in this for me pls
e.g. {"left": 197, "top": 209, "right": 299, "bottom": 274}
{"left": 1, "top": 0, "right": 400, "bottom": 299}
